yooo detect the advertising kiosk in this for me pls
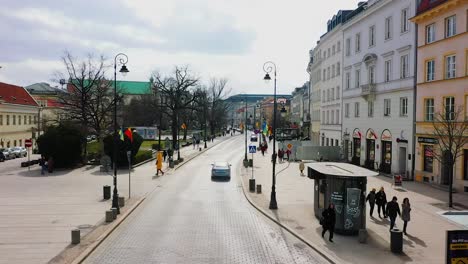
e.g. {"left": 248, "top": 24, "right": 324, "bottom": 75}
{"left": 308, "top": 162, "right": 378, "bottom": 235}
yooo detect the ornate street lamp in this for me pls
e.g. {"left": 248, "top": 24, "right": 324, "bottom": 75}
{"left": 112, "top": 53, "right": 129, "bottom": 215}
{"left": 263, "top": 61, "right": 278, "bottom": 210}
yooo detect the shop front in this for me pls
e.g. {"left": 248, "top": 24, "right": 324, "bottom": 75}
{"left": 365, "top": 129, "right": 377, "bottom": 170}
{"left": 380, "top": 129, "right": 392, "bottom": 174}
{"left": 352, "top": 129, "right": 362, "bottom": 166}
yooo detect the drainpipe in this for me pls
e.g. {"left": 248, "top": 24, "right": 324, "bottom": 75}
{"left": 411, "top": 4, "right": 418, "bottom": 181}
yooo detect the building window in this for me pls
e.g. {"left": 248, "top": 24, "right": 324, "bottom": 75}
{"left": 346, "top": 72, "right": 351, "bottom": 89}
{"left": 369, "top": 66, "right": 375, "bottom": 84}
{"left": 337, "top": 62, "right": 341, "bottom": 76}
{"left": 445, "top": 55, "right": 456, "bottom": 79}
{"left": 0, "top": 115, "right": 2, "bottom": 126}
{"left": 331, "top": 88, "right": 335, "bottom": 100}
{"left": 18, "top": 115, "right": 21, "bottom": 125}
{"left": 328, "top": 48, "right": 330, "bottom": 58}
{"left": 345, "top": 103, "right": 350, "bottom": 117}
{"left": 384, "top": 60, "right": 392, "bottom": 82}
{"left": 401, "top": 8, "right": 409, "bottom": 33}
{"left": 327, "top": 111, "right": 330, "bottom": 124}
{"left": 445, "top": 15, "right": 456, "bottom": 38}
{"left": 368, "top": 101, "right": 374, "bottom": 117}
{"left": 385, "top": 17, "right": 393, "bottom": 40}
{"left": 426, "top": 23, "right": 435, "bottom": 44}
{"left": 426, "top": 60, "right": 435, "bottom": 81}
{"left": 332, "top": 65, "right": 336, "bottom": 78}
{"left": 331, "top": 110, "right": 335, "bottom": 124}
{"left": 336, "top": 110, "right": 340, "bottom": 124}
{"left": 369, "top": 25, "right": 375, "bottom": 47}
{"left": 423, "top": 145, "right": 434, "bottom": 172}
{"left": 337, "top": 41, "right": 341, "bottom": 52}
{"left": 355, "top": 33, "right": 361, "bottom": 53}
{"left": 322, "top": 90, "right": 325, "bottom": 102}
{"left": 384, "top": 99, "right": 391, "bottom": 116}
{"left": 13, "top": 115, "right": 16, "bottom": 125}
{"left": 328, "top": 67, "right": 331, "bottom": 80}
{"left": 400, "top": 97, "right": 408, "bottom": 116}
{"left": 327, "top": 90, "right": 330, "bottom": 101}
{"left": 332, "top": 45, "right": 336, "bottom": 55}
{"left": 355, "top": 102, "right": 360, "bottom": 117}
{"left": 6, "top": 115, "right": 9, "bottom": 125}
{"left": 29, "top": 116, "right": 32, "bottom": 124}
{"left": 346, "top": 38, "right": 351, "bottom": 56}
{"left": 355, "top": 69, "right": 361, "bottom": 87}
{"left": 400, "top": 54, "right": 409, "bottom": 79}
{"left": 445, "top": 96, "right": 455, "bottom": 120}
{"left": 336, "top": 86, "right": 340, "bottom": 99}
{"left": 34, "top": 116, "right": 37, "bottom": 124}
{"left": 23, "top": 115, "right": 26, "bottom": 125}
{"left": 425, "top": 98, "right": 434, "bottom": 121}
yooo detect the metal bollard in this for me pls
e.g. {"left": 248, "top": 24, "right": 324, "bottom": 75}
{"left": 118, "top": 196, "right": 125, "bottom": 207}
{"left": 105, "top": 210, "right": 113, "bottom": 222}
{"left": 359, "top": 229, "right": 367, "bottom": 243}
{"left": 71, "top": 229, "right": 80, "bottom": 244}
{"left": 111, "top": 208, "right": 117, "bottom": 219}
{"left": 256, "top": 184, "right": 262, "bottom": 194}
{"left": 249, "top": 179, "right": 256, "bottom": 192}
{"left": 103, "top": 185, "right": 111, "bottom": 200}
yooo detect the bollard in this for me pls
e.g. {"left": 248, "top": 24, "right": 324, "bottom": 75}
{"left": 358, "top": 229, "right": 367, "bottom": 243}
{"left": 118, "top": 196, "right": 125, "bottom": 207}
{"left": 105, "top": 210, "right": 113, "bottom": 222}
{"left": 111, "top": 208, "right": 117, "bottom": 219}
{"left": 256, "top": 184, "right": 262, "bottom": 194}
{"left": 103, "top": 185, "right": 111, "bottom": 200}
{"left": 71, "top": 229, "right": 80, "bottom": 244}
{"left": 249, "top": 179, "right": 256, "bottom": 192}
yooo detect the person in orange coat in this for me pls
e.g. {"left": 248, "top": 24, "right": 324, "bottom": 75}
{"left": 156, "top": 151, "right": 164, "bottom": 176}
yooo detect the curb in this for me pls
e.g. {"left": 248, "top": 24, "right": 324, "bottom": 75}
{"left": 71, "top": 195, "right": 148, "bottom": 264}
{"left": 237, "top": 162, "right": 339, "bottom": 264}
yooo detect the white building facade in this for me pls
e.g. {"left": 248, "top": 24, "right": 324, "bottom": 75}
{"left": 341, "top": 0, "right": 416, "bottom": 177}
{"left": 307, "top": 47, "right": 323, "bottom": 145}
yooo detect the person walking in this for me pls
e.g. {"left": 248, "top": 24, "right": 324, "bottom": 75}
{"left": 366, "top": 188, "right": 377, "bottom": 217}
{"left": 278, "top": 149, "right": 284, "bottom": 163}
{"left": 285, "top": 149, "right": 291, "bottom": 161}
{"left": 156, "top": 151, "right": 164, "bottom": 176}
{"left": 260, "top": 142, "right": 266, "bottom": 156}
{"left": 299, "top": 161, "right": 305, "bottom": 176}
{"left": 163, "top": 149, "right": 167, "bottom": 162}
{"left": 401, "top": 198, "right": 411, "bottom": 235}
{"left": 47, "top": 156, "right": 54, "bottom": 173}
{"left": 376, "top": 187, "right": 388, "bottom": 218}
{"left": 321, "top": 203, "right": 336, "bottom": 242}
{"left": 39, "top": 155, "right": 47, "bottom": 175}
{"left": 386, "top": 196, "right": 401, "bottom": 231}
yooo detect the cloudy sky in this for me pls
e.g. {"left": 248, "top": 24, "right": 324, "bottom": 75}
{"left": 0, "top": 0, "right": 362, "bottom": 95}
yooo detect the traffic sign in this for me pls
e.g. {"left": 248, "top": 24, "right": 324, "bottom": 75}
{"left": 287, "top": 143, "right": 293, "bottom": 150}
{"left": 25, "top": 139, "right": 32, "bottom": 148}
{"left": 249, "top": 145, "right": 256, "bottom": 153}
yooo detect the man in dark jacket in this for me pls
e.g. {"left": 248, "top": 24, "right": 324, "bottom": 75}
{"left": 366, "top": 188, "right": 377, "bottom": 217}
{"left": 321, "top": 203, "right": 336, "bottom": 242}
{"left": 386, "top": 196, "right": 401, "bottom": 231}
{"left": 375, "top": 187, "right": 388, "bottom": 218}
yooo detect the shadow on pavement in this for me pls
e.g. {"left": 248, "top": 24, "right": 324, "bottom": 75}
{"left": 17, "top": 168, "right": 71, "bottom": 177}
{"left": 405, "top": 233, "right": 427, "bottom": 247}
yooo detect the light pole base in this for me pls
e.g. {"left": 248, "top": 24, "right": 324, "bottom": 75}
{"left": 269, "top": 188, "right": 278, "bottom": 210}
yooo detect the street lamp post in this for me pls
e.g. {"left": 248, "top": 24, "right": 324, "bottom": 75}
{"left": 112, "top": 53, "right": 129, "bottom": 214}
{"left": 263, "top": 61, "right": 278, "bottom": 210}
{"left": 158, "top": 95, "right": 164, "bottom": 150}
{"left": 243, "top": 98, "right": 248, "bottom": 161}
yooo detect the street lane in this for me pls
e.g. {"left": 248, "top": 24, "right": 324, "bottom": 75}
{"left": 84, "top": 136, "right": 328, "bottom": 264}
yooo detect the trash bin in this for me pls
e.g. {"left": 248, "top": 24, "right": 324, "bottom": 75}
{"left": 103, "top": 185, "right": 111, "bottom": 200}
{"left": 169, "top": 159, "right": 174, "bottom": 168}
{"left": 390, "top": 228, "right": 403, "bottom": 253}
{"left": 248, "top": 159, "right": 253, "bottom": 167}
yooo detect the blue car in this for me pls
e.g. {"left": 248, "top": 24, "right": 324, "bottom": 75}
{"left": 211, "top": 161, "right": 231, "bottom": 180}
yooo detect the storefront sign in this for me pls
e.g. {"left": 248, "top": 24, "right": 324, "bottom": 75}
{"left": 447, "top": 230, "right": 468, "bottom": 264}
{"left": 381, "top": 129, "right": 392, "bottom": 141}
{"left": 418, "top": 137, "right": 438, "bottom": 144}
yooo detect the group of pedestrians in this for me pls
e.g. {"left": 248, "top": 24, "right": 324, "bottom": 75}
{"left": 366, "top": 187, "right": 412, "bottom": 235}
{"left": 277, "top": 148, "right": 291, "bottom": 163}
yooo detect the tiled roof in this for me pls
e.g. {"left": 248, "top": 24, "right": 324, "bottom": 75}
{"left": 417, "top": 0, "right": 448, "bottom": 14}
{"left": 25, "top": 82, "right": 66, "bottom": 95}
{"left": 0, "top": 82, "right": 38, "bottom": 107}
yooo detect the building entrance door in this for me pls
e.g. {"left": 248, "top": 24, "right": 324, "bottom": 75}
{"left": 399, "top": 147, "right": 407, "bottom": 175}
{"left": 366, "top": 139, "right": 375, "bottom": 170}
{"left": 381, "top": 141, "right": 392, "bottom": 174}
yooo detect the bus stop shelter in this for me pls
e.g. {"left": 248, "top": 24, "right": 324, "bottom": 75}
{"left": 307, "top": 162, "right": 378, "bottom": 235}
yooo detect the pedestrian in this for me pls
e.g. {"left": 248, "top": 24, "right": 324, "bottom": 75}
{"left": 386, "top": 196, "right": 401, "bottom": 231}
{"left": 156, "top": 151, "right": 164, "bottom": 176}
{"left": 366, "top": 188, "right": 377, "bottom": 217}
{"left": 299, "top": 160, "right": 305, "bottom": 176}
{"left": 163, "top": 149, "right": 167, "bottom": 162}
{"left": 321, "top": 203, "right": 336, "bottom": 242}
{"left": 376, "top": 187, "right": 388, "bottom": 218}
{"left": 278, "top": 149, "right": 284, "bottom": 163}
{"left": 39, "top": 155, "right": 47, "bottom": 175}
{"left": 401, "top": 197, "right": 411, "bottom": 235}
{"left": 260, "top": 142, "right": 265, "bottom": 156}
{"left": 285, "top": 149, "right": 291, "bottom": 161}
{"left": 47, "top": 156, "right": 54, "bottom": 173}
{"left": 269, "top": 135, "right": 273, "bottom": 143}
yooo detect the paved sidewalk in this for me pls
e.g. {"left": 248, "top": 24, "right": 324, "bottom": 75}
{"left": 0, "top": 135, "right": 233, "bottom": 264}
{"left": 240, "top": 150, "right": 468, "bottom": 264}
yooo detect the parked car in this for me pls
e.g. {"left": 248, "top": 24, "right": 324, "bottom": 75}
{"left": 0, "top": 151, "right": 5, "bottom": 162}
{"left": 250, "top": 133, "right": 258, "bottom": 142}
{"left": 7, "top": 148, "right": 16, "bottom": 159}
{"left": 13, "top": 147, "right": 27, "bottom": 157}
{"left": 1, "top": 148, "right": 12, "bottom": 160}
{"left": 211, "top": 161, "right": 231, "bottom": 180}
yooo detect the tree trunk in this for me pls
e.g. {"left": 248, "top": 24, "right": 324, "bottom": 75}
{"left": 171, "top": 114, "right": 178, "bottom": 150}
{"left": 449, "top": 160, "right": 453, "bottom": 208}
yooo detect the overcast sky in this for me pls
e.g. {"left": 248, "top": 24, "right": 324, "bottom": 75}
{"left": 0, "top": 0, "right": 362, "bottom": 95}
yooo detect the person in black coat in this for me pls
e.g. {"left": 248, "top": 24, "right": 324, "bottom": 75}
{"left": 366, "top": 188, "right": 377, "bottom": 217}
{"left": 375, "top": 187, "right": 388, "bottom": 218}
{"left": 321, "top": 203, "right": 336, "bottom": 242}
{"left": 386, "top": 196, "right": 401, "bottom": 231}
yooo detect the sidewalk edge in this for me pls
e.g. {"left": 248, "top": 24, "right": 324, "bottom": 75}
{"left": 238, "top": 163, "right": 339, "bottom": 264}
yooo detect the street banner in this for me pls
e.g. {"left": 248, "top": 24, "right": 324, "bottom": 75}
{"left": 447, "top": 230, "right": 468, "bottom": 264}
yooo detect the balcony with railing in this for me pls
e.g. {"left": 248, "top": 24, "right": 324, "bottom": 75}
{"left": 360, "top": 83, "right": 376, "bottom": 101}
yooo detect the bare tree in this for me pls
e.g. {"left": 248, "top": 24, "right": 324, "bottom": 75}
{"left": 151, "top": 66, "right": 199, "bottom": 153}
{"left": 431, "top": 106, "right": 468, "bottom": 208}
{"left": 207, "top": 78, "right": 231, "bottom": 135}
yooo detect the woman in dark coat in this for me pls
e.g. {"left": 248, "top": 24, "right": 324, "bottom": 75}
{"left": 375, "top": 187, "right": 388, "bottom": 218}
{"left": 401, "top": 198, "right": 411, "bottom": 235}
{"left": 321, "top": 203, "right": 336, "bottom": 242}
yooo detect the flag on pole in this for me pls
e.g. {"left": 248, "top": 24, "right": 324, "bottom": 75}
{"left": 124, "top": 128, "right": 133, "bottom": 142}
{"left": 118, "top": 129, "right": 124, "bottom": 141}
{"left": 262, "top": 121, "right": 268, "bottom": 136}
